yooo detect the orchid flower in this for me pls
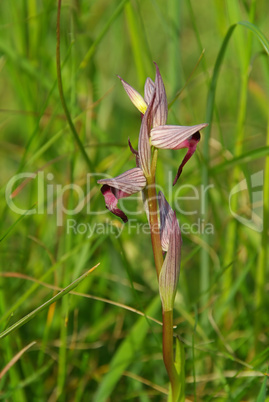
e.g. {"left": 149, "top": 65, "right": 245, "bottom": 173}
{"left": 97, "top": 94, "right": 155, "bottom": 221}
{"left": 98, "top": 63, "right": 207, "bottom": 222}
{"left": 150, "top": 124, "right": 207, "bottom": 185}
{"left": 118, "top": 64, "right": 207, "bottom": 183}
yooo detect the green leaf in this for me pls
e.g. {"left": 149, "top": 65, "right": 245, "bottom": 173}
{"left": 238, "top": 21, "right": 269, "bottom": 55}
{"left": 256, "top": 375, "right": 268, "bottom": 402}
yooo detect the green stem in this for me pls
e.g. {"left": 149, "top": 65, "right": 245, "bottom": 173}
{"left": 255, "top": 99, "right": 269, "bottom": 341}
{"left": 163, "top": 310, "right": 180, "bottom": 401}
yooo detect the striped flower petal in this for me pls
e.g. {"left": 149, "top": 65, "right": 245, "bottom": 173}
{"left": 151, "top": 123, "right": 208, "bottom": 185}
{"left": 152, "top": 63, "right": 168, "bottom": 127}
{"left": 150, "top": 123, "right": 208, "bottom": 149}
{"left": 159, "top": 207, "right": 182, "bottom": 312}
{"left": 98, "top": 168, "right": 146, "bottom": 222}
{"left": 144, "top": 77, "right": 155, "bottom": 104}
{"left": 138, "top": 89, "right": 156, "bottom": 176}
{"left": 117, "top": 76, "right": 148, "bottom": 114}
{"left": 158, "top": 191, "right": 175, "bottom": 252}
{"left": 98, "top": 168, "right": 146, "bottom": 194}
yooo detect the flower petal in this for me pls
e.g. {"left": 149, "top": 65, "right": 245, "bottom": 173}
{"left": 144, "top": 77, "right": 155, "bottom": 104}
{"left": 159, "top": 209, "right": 181, "bottom": 311}
{"left": 150, "top": 123, "right": 208, "bottom": 184}
{"left": 138, "top": 89, "right": 156, "bottom": 176}
{"left": 150, "top": 123, "right": 208, "bottom": 149}
{"left": 98, "top": 167, "right": 146, "bottom": 194}
{"left": 98, "top": 168, "right": 146, "bottom": 222}
{"left": 158, "top": 191, "right": 174, "bottom": 252}
{"left": 118, "top": 76, "right": 148, "bottom": 114}
{"left": 152, "top": 63, "right": 168, "bottom": 127}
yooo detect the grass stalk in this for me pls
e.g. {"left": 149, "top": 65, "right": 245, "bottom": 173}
{"left": 56, "top": 0, "right": 93, "bottom": 171}
{"left": 255, "top": 97, "right": 269, "bottom": 340}
{"left": 221, "top": 1, "right": 255, "bottom": 314}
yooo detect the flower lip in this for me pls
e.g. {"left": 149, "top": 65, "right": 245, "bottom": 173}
{"left": 98, "top": 168, "right": 147, "bottom": 222}
{"left": 100, "top": 185, "right": 128, "bottom": 223}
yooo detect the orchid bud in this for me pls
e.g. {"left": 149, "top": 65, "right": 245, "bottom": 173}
{"left": 158, "top": 192, "right": 181, "bottom": 311}
{"left": 117, "top": 76, "right": 148, "bottom": 114}
{"left": 152, "top": 63, "right": 168, "bottom": 127}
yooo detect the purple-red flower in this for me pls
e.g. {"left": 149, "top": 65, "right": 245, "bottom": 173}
{"left": 97, "top": 96, "right": 155, "bottom": 222}
{"left": 98, "top": 168, "right": 146, "bottom": 223}
{"left": 150, "top": 124, "right": 208, "bottom": 185}
{"left": 98, "top": 63, "right": 207, "bottom": 222}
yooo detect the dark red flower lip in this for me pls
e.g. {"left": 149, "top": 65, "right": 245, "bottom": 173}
{"left": 97, "top": 168, "right": 147, "bottom": 222}
{"left": 100, "top": 185, "right": 128, "bottom": 223}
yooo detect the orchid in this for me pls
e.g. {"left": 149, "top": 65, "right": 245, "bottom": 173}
{"left": 98, "top": 63, "right": 208, "bottom": 402}
{"left": 98, "top": 63, "right": 207, "bottom": 222}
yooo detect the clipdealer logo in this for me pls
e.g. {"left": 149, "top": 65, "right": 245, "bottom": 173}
{"left": 4, "top": 170, "right": 264, "bottom": 234}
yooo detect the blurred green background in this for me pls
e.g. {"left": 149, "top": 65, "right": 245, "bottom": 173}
{"left": 0, "top": 0, "right": 269, "bottom": 401}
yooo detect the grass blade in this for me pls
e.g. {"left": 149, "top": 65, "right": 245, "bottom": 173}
{"left": 92, "top": 296, "right": 160, "bottom": 402}
{"left": 0, "top": 264, "right": 99, "bottom": 339}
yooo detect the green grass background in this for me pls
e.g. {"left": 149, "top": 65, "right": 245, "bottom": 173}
{"left": 0, "top": 0, "right": 269, "bottom": 400}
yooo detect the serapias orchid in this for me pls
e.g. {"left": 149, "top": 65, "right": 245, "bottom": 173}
{"left": 98, "top": 63, "right": 207, "bottom": 222}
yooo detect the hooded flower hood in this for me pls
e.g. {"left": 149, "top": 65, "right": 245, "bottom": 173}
{"left": 158, "top": 192, "right": 181, "bottom": 311}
